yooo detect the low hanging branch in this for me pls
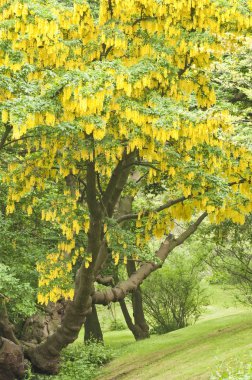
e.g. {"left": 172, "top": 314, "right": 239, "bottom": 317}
{"left": 93, "top": 212, "right": 208, "bottom": 305}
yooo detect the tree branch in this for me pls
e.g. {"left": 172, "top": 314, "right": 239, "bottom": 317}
{"left": 116, "top": 178, "right": 250, "bottom": 224}
{"left": 95, "top": 275, "right": 114, "bottom": 287}
{"left": 93, "top": 212, "right": 208, "bottom": 305}
{"left": 86, "top": 160, "right": 100, "bottom": 218}
{"left": 102, "top": 151, "right": 136, "bottom": 217}
{"left": 0, "top": 124, "right": 12, "bottom": 150}
{"left": 116, "top": 196, "right": 186, "bottom": 223}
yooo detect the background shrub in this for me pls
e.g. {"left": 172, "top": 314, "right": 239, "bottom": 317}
{"left": 142, "top": 251, "right": 208, "bottom": 334}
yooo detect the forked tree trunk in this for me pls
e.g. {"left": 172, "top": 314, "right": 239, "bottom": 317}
{"left": 26, "top": 212, "right": 206, "bottom": 374}
{"left": 84, "top": 305, "right": 103, "bottom": 343}
{"left": 123, "top": 260, "right": 149, "bottom": 340}
{"left": 117, "top": 196, "right": 149, "bottom": 340}
{"left": 25, "top": 154, "right": 135, "bottom": 374}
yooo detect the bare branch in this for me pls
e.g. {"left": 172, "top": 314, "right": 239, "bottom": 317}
{"left": 96, "top": 275, "right": 114, "bottom": 287}
{"left": 116, "top": 196, "right": 186, "bottom": 223}
{"left": 93, "top": 212, "right": 208, "bottom": 305}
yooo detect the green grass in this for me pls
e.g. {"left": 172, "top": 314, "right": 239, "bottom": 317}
{"left": 96, "top": 312, "right": 252, "bottom": 380}
{"left": 95, "top": 286, "right": 252, "bottom": 380}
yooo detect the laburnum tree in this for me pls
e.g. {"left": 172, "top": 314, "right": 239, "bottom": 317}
{"left": 0, "top": 0, "right": 252, "bottom": 374}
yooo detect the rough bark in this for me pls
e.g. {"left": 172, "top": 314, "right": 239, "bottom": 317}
{"left": 0, "top": 296, "right": 19, "bottom": 345}
{"left": 0, "top": 337, "right": 25, "bottom": 380}
{"left": 84, "top": 305, "right": 103, "bottom": 343}
{"left": 21, "top": 301, "right": 65, "bottom": 344}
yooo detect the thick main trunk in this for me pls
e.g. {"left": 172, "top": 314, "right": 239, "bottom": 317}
{"left": 84, "top": 305, "right": 103, "bottom": 343}
{"left": 26, "top": 265, "right": 94, "bottom": 374}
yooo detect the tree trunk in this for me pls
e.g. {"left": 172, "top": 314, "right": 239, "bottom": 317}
{"left": 117, "top": 196, "right": 149, "bottom": 340}
{"left": 0, "top": 296, "right": 19, "bottom": 345}
{"left": 84, "top": 305, "right": 103, "bottom": 343}
{"left": 126, "top": 260, "right": 149, "bottom": 340}
{"left": 21, "top": 301, "right": 65, "bottom": 344}
{"left": 119, "top": 299, "right": 148, "bottom": 340}
{"left": 26, "top": 264, "right": 94, "bottom": 374}
{"left": 0, "top": 337, "right": 25, "bottom": 380}
{"left": 130, "top": 287, "right": 149, "bottom": 340}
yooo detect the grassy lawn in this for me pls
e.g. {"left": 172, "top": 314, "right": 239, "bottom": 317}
{"left": 95, "top": 286, "right": 252, "bottom": 380}
{"left": 96, "top": 312, "right": 252, "bottom": 380}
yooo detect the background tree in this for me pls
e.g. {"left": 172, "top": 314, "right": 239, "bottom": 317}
{"left": 203, "top": 216, "right": 252, "bottom": 306}
{"left": 0, "top": 0, "right": 251, "bottom": 374}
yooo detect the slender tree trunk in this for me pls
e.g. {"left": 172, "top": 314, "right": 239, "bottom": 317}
{"left": 126, "top": 260, "right": 149, "bottom": 340}
{"left": 117, "top": 196, "right": 149, "bottom": 340}
{"left": 84, "top": 305, "right": 103, "bottom": 343}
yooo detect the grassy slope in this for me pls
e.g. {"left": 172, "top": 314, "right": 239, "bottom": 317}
{"left": 96, "top": 286, "right": 252, "bottom": 380}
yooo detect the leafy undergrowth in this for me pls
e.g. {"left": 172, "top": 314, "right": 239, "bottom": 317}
{"left": 28, "top": 342, "right": 113, "bottom": 380}
{"left": 96, "top": 312, "right": 252, "bottom": 380}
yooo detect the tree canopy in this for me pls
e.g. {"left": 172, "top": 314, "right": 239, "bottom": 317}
{"left": 0, "top": 0, "right": 251, "bottom": 304}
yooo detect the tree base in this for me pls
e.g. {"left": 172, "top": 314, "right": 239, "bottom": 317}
{"left": 0, "top": 337, "right": 25, "bottom": 380}
{"left": 27, "top": 347, "right": 60, "bottom": 375}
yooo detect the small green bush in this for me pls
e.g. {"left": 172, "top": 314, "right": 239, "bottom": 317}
{"left": 109, "top": 320, "right": 126, "bottom": 331}
{"left": 0, "top": 263, "right": 36, "bottom": 324}
{"left": 142, "top": 251, "right": 208, "bottom": 334}
{"left": 29, "top": 342, "right": 113, "bottom": 380}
